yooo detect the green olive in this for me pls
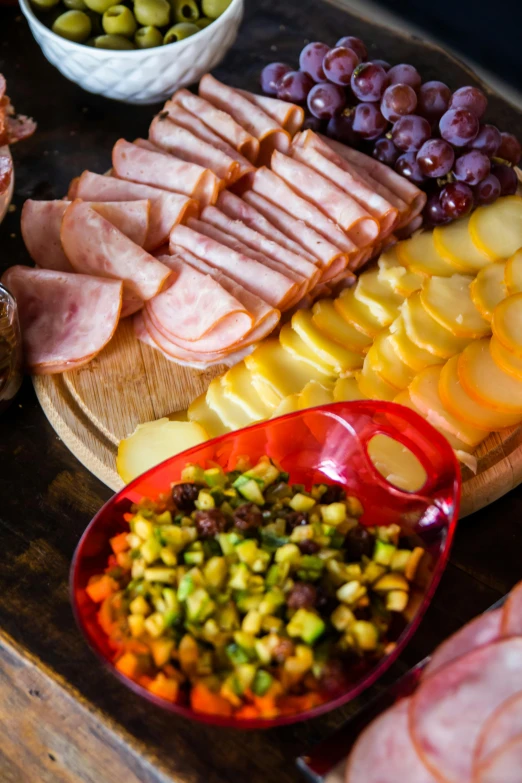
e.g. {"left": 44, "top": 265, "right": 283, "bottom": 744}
{"left": 170, "top": 0, "right": 199, "bottom": 23}
{"left": 201, "top": 0, "right": 231, "bottom": 19}
{"left": 84, "top": 0, "right": 115, "bottom": 15}
{"left": 30, "top": 0, "right": 61, "bottom": 10}
{"left": 134, "top": 0, "right": 170, "bottom": 28}
{"left": 195, "top": 16, "right": 213, "bottom": 29}
{"left": 93, "top": 33, "right": 136, "bottom": 48}
{"left": 52, "top": 9, "right": 92, "bottom": 41}
{"left": 63, "top": 0, "right": 88, "bottom": 11}
{"left": 102, "top": 5, "right": 137, "bottom": 37}
{"left": 163, "top": 21, "right": 198, "bottom": 43}
{"left": 134, "top": 25, "right": 163, "bottom": 48}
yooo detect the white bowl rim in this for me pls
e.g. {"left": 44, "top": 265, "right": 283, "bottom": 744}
{"left": 19, "top": 0, "right": 243, "bottom": 58}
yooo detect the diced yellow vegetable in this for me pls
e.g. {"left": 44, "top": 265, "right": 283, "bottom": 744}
{"left": 354, "top": 268, "right": 404, "bottom": 326}
{"left": 351, "top": 620, "right": 379, "bottom": 650}
{"left": 312, "top": 298, "right": 372, "bottom": 354}
{"left": 458, "top": 338, "right": 522, "bottom": 414}
{"left": 377, "top": 246, "right": 424, "bottom": 297}
{"left": 420, "top": 275, "right": 490, "bottom": 339}
{"left": 279, "top": 323, "right": 336, "bottom": 376}
{"left": 187, "top": 392, "right": 229, "bottom": 439}
{"left": 469, "top": 195, "right": 522, "bottom": 260}
{"left": 396, "top": 230, "right": 456, "bottom": 276}
{"left": 504, "top": 248, "right": 522, "bottom": 295}
{"left": 433, "top": 216, "right": 491, "bottom": 272}
{"left": 330, "top": 604, "right": 355, "bottom": 631}
{"left": 356, "top": 360, "right": 397, "bottom": 401}
{"left": 492, "top": 292, "right": 522, "bottom": 359}
{"left": 221, "top": 362, "right": 272, "bottom": 421}
{"left": 367, "top": 331, "right": 415, "bottom": 390}
{"left": 386, "top": 591, "right": 409, "bottom": 612}
{"left": 336, "top": 581, "right": 367, "bottom": 605}
{"left": 374, "top": 573, "right": 409, "bottom": 592}
{"left": 333, "top": 376, "right": 367, "bottom": 402}
{"left": 334, "top": 287, "right": 383, "bottom": 338}
{"left": 402, "top": 292, "right": 469, "bottom": 358}
{"left": 206, "top": 377, "right": 255, "bottom": 431}
{"left": 490, "top": 335, "right": 522, "bottom": 383}
{"left": 469, "top": 262, "right": 507, "bottom": 323}
{"left": 389, "top": 316, "right": 442, "bottom": 373}
{"left": 367, "top": 433, "right": 427, "bottom": 492}
{"left": 292, "top": 309, "right": 364, "bottom": 373}
{"left": 245, "top": 340, "right": 324, "bottom": 400}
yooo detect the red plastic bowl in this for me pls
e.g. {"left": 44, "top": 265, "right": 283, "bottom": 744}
{"left": 70, "top": 401, "right": 461, "bottom": 729}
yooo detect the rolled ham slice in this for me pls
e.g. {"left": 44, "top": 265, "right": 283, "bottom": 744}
{"left": 501, "top": 579, "right": 522, "bottom": 635}
{"left": 423, "top": 609, "right": 503, "bottom": 679}
{"left": 149, "top": 115, "right": 240, "bottom": 184}
{"left": 236, "top": 89, "right": 304, "bottom": 136}
{"left": 475, "top": 692, "right": 522, "bottom": 768}
{"left": 61, "top": 200, "right": 171, "bottom": 300}
{"left": 68, "top": 176, "right": 80, "bottom": 200}
{"left": 171, "top": 88, "right": 259, "bottom": 163}
{"left": 199, "top": 74, "right": 290, "bottom": 163}
{"left": 21, "top": 200, "right": 73, "bottom": 272}
{"left": 271, "top": 150, "right": 379, "bottom": 247}
{"left": 161, "top": 101, "right": 255, "bottom": 180}
{"left": 112, "top": 139, "right": 220, "bottom": 207}
{"left": 74, "top": 171, "right": 198, "bottom": 250}
{"left": 475, "top": 736, "right": 522, "bottom": 783}
{"left": 1, "top": 266, "right": 122, "bottom": 373}
{"left": 170, "top": 223, "right": 298, "bottom": 309}
{"left": 91, "top": 200, "right": 150, "bottom": 247}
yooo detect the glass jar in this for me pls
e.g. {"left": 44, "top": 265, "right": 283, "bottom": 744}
{"left": 0, "top": 283, "right": 23, "bottom": 411}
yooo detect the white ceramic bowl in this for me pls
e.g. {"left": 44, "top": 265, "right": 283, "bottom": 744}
{"left": 19, "top": 0, "right": 244, "bottom": 104}
{"left": 0, "top": 147, "right": 14, "bottom": 224}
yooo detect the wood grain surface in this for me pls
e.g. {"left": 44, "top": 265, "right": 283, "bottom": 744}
{"left": 2, "top": 1, "right": 522, "bottom": 782}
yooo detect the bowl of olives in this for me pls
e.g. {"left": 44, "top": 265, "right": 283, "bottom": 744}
{"left": 19, "top": 0, "right": 243, "bottom": 104}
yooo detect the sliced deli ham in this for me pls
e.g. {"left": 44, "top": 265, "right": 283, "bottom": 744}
{"left": 475, "top": 692, "right": 522, "bottom": 767}
{"left": 112, "top": 139, "right": 220, "bottom": 206}
{"left": 61, "top": 200, "right": 171, "bottom": 300}
{"left": 501, "top": 579, "right": 522, "bottom": 635}
{"left": 21, "top": 199, "right": 73, "bottom": 272}
{"left": 475, "top": 736, "right": 522, "bottom": 783}
{"left": 423, "top": 609, "right": 503, "bottom": 679}
{"left": 236, "top": 89, "right": 304, "bottom": 136}
{"left": 1, "top": 266, "right": 122, "bottom": 373}
{"left": 91, "top": 200, "right": 150, "bottom": 247}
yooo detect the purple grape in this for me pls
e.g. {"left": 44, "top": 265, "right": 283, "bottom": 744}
{"left": 373, "top": 59, "right": 391, "bottom": 71}
{"left": 491, "top": 163, "right": 518, "bottom": 196}
{"left": 387, "top": 63, "right": 421, "bottom": 89}
{"left": 416, "top": 138, "right": 455, "bottom": 177}
{"left": 322, "top": 46, "right": 360, "bottom": 85}
{"left": 417, "top": 81, "right": 451, "bottom": 123}
{"left": 336, "top": 36, "right": 367, "bottom": 61}
{"left": 392, "top": 115, "right": 431, "bottom": 152}
{"left": 440, "top": 182, "right": 474, "bottom": 219}
{"left": 326, "top": 112, "right": 358, "bottom": 145}
{"left": 439, "top": 108, "right": 479, "bottom": 147}
{"left": 469, "top": 124, "right": 502, "bottom": 157}
{"left": 473, "top": 174, "right": 501, "bottom": 205}
{"left": 350, "top": 62, "right": 388, "bottom": 102}
{"left": 425, "top": 190, "right": 451, "bottom": 226}
{"left": 260, "top": 62, "right": 292, "bottom": 96}
{"left": 454, "top": 150, "right": 491, "bottom": 185}
{"left": 498, "top": 132, "right": 522, "bottom": 166}
{"left": 277, "top": 70, "right": 315, "bottom": 103}
{"left": 352, "top": 103, "right": 387, "bottom": 140}
{"left": 380, "top": 83, "right": 417, "bottom": 122}
{"left": 302, "top": 115, "right": 325, "bottom": 133}
{"left": 449, "top": 86, "right": 487, "bottom": 119}
{"left": 395, "top": 152, "right": 426, "bottom": 184}
{"left": 307, "top": 82, "right": 346, "bottom": 120}
{"left": 373, "top": 136, "right": 400, "bottom": 164}
{"left": 299, "top": 42, "right": 331, "bottom": 82}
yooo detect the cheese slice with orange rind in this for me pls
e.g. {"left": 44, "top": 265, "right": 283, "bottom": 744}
{"left": 504, "top": 248, "right": 522, "bottom": 295}
{"left": 353, "top": 267, "right": 404, "bottom": 326}
{"left": 292, "top": 309, "right": 364, "bottom": 374}
{"left": 334, "top": 287, "right": 383, "bottom": 339}
{"left": 188, "top": 392, "right": 229, "bottom": 439}
{"left": 222, "top": 362, "right": 273, "bottom": 422}
{"left": 279, "top": 322, "right": 337, "bottom": 376}
{"left": 394, "top": 388, "right": 473, "bottom": 453}
{"left": 492, "top": 292, "right": 522, "bottom": 358}
{"left": 389, "top": 315, "right": 443, "bottom": 373}
{"left": 439, "top": 354, "right": 519, "bottom": 430}
{"left": 458, "top": 337, "right": 522, "bottom": 413}
{"left": 396, "top": 230, "right": 456, "bottom": 276}
{"left": 333, "top": 376, "right": 367, "bottom": 402}
{"left": 356, "top": 360, "right": 397, "bottom": 401}
{"left": 420, "top": 274, "right": 490, "bottom": 339}
{"left": 469, "top": 195, "right": 522, "bottom": 261}
{"left": 409, "top": 365, "right": 488, "bottom": 448}
{"left": 312, "top": 298, "right": 372, "bottom": 354}
{"left": 402, "top": 292, "right": 470, "bottom": 358}
{"left": 490, "top": 334, "right": 522, "bottom": 382}
{"left": 377, "top": 246, "right": 424, "bottom": 297}
{"left": 298, "top": 380, "right": 334, "bottom": 410}
{"left": 367, "top": 331, "right": 415, "bottom": 390}
{"left": 245, "top": 339, "right": 325, "bottom": 401}
{"left": 433, "top": 217, "right": 491, "bottom": 273}
{"left": 469, "top": 262, "right": 507, "bottom": 322}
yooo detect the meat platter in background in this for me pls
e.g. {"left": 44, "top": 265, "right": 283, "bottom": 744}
{"left": 0, "top": 74, "right": 36, "bottom": 221}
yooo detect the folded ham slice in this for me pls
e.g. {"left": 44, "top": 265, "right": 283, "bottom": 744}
{"left": 149, "top": 115, "right": 240, "bottom": 184}
{"left": 21, "top": 200, "right": 73, "bottom": 272}
{"left": 170, "top": 223, "right": 298, "bottom": 309}
{"left": 74, "top": 171, "right": 198, "bottom": 250}
{"left": 1, "top": 266, "right": 122, "bottom": 373}
{"left": 171, "top": 88, "right": 259, "bottom": 163}
{"left": 236, "top": 89, "right": 304, "bottom": 136}
{"left": 112, "top": 139, "right": 220, "bottom": 206}
{"left": 61, "top": 200, "right": 171, "bottom": 300}
{"left": 91, "top": 200, "right": 150, "bottom": 247}
{"left": 199, "top": 74, "right": 291, "bottom": 163}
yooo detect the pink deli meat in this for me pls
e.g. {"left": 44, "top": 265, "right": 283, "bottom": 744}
{"left": 236, "top": 89, "right": 304, "bottom": 136}
{"left": 74, "top": 171, "right": 198, "bottom": 250}
{"left": 112, "top": 139, "right": 220, "bottom": 206}
{"left": 475, "top": 692, "right": 522, "bottom": 767}
{"left": 423, "top": 609, "right": 503, "bottom": 679}
{"left": 91, "top": 200, "right": 150, "bottom": 247}
{"left": 61, "top": 200, "right": 171, "bottom": 300}
{"left": 475, "top": 736, "right": 522, "bottom": 783}
{"left": 501, "top": 579, "right": 522, "bottom": 636}
{"left": 0, "top": 266, "right": 122, "bottom": 373}
{"left": 21, "top": 200, "right": 73, "bottom": 272}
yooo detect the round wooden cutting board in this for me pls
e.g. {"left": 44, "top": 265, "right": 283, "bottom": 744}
{"left": 32, "top": 316, "right": 522, "bottom": 518}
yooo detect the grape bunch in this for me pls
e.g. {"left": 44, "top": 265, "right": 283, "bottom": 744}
{"left": 260, "top": 40, "right": 521, "bottom": 227}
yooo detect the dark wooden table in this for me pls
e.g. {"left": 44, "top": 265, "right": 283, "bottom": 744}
{"left": 1, "top": 1, "right": 522, "bottom": 781}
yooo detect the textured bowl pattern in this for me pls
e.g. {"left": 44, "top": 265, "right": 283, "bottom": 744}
{"left": 19, "top": 0, "right": 244, "bottom": 104}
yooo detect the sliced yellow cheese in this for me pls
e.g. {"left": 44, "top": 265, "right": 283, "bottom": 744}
{"left": 433, "top": 216, "right": 491, "bottom": 273}
{"left": 270, "top": 393, "right": 300, "bottom": 419}
{"left": 440, "top": 353, "right": 520, "bottom": 430}
{"left": 280, "top": 323, "right": 335, "bottom": 376}
{"left": 492, "top": 292, "right": 522, "bottom": 358}
{"left": 396, "top": 229, "right": 456, "bottom": 276}
{"left": 245, "top": 339, "right": 324, "bottom": 400}
{"left": 402, "top": 292, "right": 469, "bottom": 358}
{"left": 469, "top": 262, "right": 507, "bottom": 322}
{"left": 504, "top": 248, "right": 522, "bottom": 295}
{"left": 292, "top": 309, "right": 363, "bottom": 373}
{"left": 394, "top": 388, "right": 472, "bottom": 453}
{"left": 367, "top": 433, "right": 427, "bottom": 492}
{"left": 188, "top": 392, "right": 229, "bottom": 438}
{"left": 389, "top": 315, "right": 443, "bottom": 373}
{"left": 490, "top": 334, "right": 522, "bottom": 382}
{"left": 312, "top": 298, "right": 372, "bottom": 354}
{"left": 333, "top": 376, "right": 367, "bottom": 402}
{"left": 252, "top": 376, "right": 282, "bottom": 411}
{"left": 206, "top": 377, "right": 255, "bottom": 430}
{"left": 377, "top": 246, "right": 424, "bottom": 297}
{"left": 222, "top": 362, "right": 272, "bottom": 421}
{"left": 334, "top": 286, "right": 383, "bottom": 338}
{"left": 458, "top": 338, "right": 522, "bottom": 413}
{"left": 420, "top": 274, "right": 490, "bottom": 338}
{"left": 357, "top": 359, "right": 397, "bottom": 401}
{"left": 469, "top": 195, "right": 522, "bottom": 260}
{"left": 116, "top": 418, "right": 209, "bottom": 484}
{"left": 409, "top": 365, "right": 488, "bottom": 448}
{"left": 367, "top": 331, "right": 415, "bottom": 390}
{"left": 353, "top": 267, "right": 404, "bottom": 326}
{"left": 298, "top": 380, "right": 334, "bottom": 410}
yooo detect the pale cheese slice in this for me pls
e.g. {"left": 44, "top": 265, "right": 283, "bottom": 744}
{"left": 367, "top": 330, "right": 415, "bottom": 390}
{"left": 357, "top": 359, "right": 397, "bottom": 401}
{"left": 420, "top": 274, "right": 490, "bottom": 338}
{"left": 433, "top": 217, "right": 491, "bottom": 273}
{"left": 396, "top": 229, "right": 456, "bottom": 276}
{"left": 334, "top": 286, "right": 383, "bottom": 338}
{"left": 245, "top": 339, "right": 325, "bottom": 400}
{"left": 469, "top": 195, "right": 522, "bottom": 260}
{"left": 312, "top": 298, "right": 372, "bottom": 354}
{"left": 469, "top": 262, "right": 507, "bottom": 322}
{"left": 333, "top": 376, "right": 367, "bottom": 402}
{"left": 206, "top": 377, "right": 256, "bottom": 430}
{"left": 490, "top": 334, "right": 522, "bottom": 382}
{"left": 458, "top": 338, "right": 522, "bottom": 413}
{"left": 377, "top": 246, "right": 424, "bottom": 297}
{"left": 492, "top": 292, "right": 522, "bottom": 358}
{"left": 222, "top": 362, "right": 272, "bottom": 422}
{"left": 367, "top": 433, "right": 427, "bottom": 492}
{"left": 292, "top": 309, "right": 364, "bottom": 373}
{"left": 280, "top": 322, "right": 336, "bottom": 376}
{"left": 389, "top": 315, "right": 443, "bottom": 373}
{"left": 298, "top": 380, "right": 334, "bottom": 410}
{"left": 187, "top": 392, "right": 229, "bottom": 438}
{"left": 504, "top": 248, "right": 522, "bottom": 295}
{"left": 402, "top": 292, "right": 469, "bottom": 358}
{"left": 270, "top": 393, "right": 300, "bottom": 419}
{"left": 394, "top": 388, "right": 471, "bottom": 452}
{"left": 353, "top": 267, "right": 404, "bottom": 326}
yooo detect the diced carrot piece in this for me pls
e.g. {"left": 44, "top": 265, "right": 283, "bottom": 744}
{"left": 148, "top": 674, "right": 179, "bottom": 703}
{"left": 86, "top": 574, "right": 118, "bottom": 604}
{"left": 110, "top": 532, "right": 130, "bottom": 554}
{"left": 97, "top": 596, "right": 116, "bottom": 635}
{"left": 234, "top": 705, "right": 261, "bottom": 720}
{"left": 138, "top": 675, "right": 154, "bottom": 689}
{"left": 190, "top": 683, "right": 233, "bottom": 716}
{"left": 115, "top": 652, "right": 139, "bottom": 679}
{"left": 123, "top": 513, "right": 134, "bottom": 522}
